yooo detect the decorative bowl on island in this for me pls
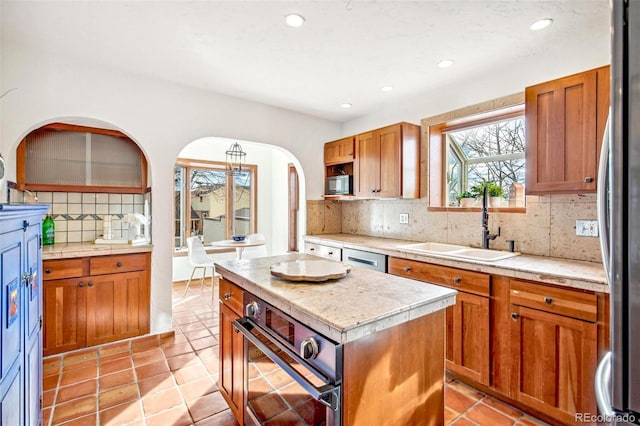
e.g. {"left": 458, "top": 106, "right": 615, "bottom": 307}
{"left": 232, "top": 235, "right": 246, "bottom": 242}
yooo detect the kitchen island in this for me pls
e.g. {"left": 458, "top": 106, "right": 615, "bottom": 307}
{"left": 215, "top": 253, "right": 457, "bottom": 426}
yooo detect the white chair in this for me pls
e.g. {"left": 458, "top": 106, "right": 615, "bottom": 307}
{"left": 243, "top": 233, "right": 268, "bottom": 258}
{"left": 184, "top": 236, "right": 218, "bottom": 299}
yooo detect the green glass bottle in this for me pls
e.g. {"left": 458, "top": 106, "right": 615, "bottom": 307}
{"left": 42, "top": 214, "right": 55, "bottom": 245}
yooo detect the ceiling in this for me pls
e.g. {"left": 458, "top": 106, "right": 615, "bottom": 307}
{"left": 1, "top": 1, "right": 610, "bottom": 123}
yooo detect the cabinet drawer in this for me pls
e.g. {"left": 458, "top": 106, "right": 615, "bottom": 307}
{"left": 305, "top": 243, "right": 342, "bottom": 261}
{"left": 89, "top": 253, "right": 149, "bottom": 275}
{"left": 388, "top": 257, "right": 490, "bottom": 297}
{"left": 510, "top": 279, "right": 597, "bottom": 322}
{"left": 43, "top": 259, "right": 84, "bottom": 280}
{"left": 219, "top": 278, "right": 245, "bottom": 315}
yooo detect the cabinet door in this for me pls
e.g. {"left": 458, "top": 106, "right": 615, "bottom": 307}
{"left": 377, "top": 125, "right": 402, "bottom": 198}
{"left": 526, "top": 68, "right": 602, "bottom": 193}
{"left": 510, "top": 305, "right": 597, "bottom": 424}
{"left": 355, "top": 131, "right": 379, "bottom": 197}
{"left": 446, "top": 291, "right": 490, "bottom": 386}
{"left": 43, "top": 278, "right": 86, "bottom": 356}
{"left": 0, "top": 367, "right": 22, "bottom": 426}
{"left": 24, "top": 223, "right": 41, "bottom": 343}
{"left": 0, "top": 231, "right": 23, "bottom": 381}
{"left": 324, "top": 137, "right": 354, "bottom": 165}
{"left": 219, "top": 302, "right": 244, "bottom": 423}
{"left": 85, "top": 270, "right": 150, "bottom": 347}
{"left": 24, "top": 333, "right": 41, "bottom": 426}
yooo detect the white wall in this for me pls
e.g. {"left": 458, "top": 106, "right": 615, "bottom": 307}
{"left": 0, "top": 41, "right": 341, "bottom": 333}
{"left": 173, "top": 138, "right": 297, "bottom": 282}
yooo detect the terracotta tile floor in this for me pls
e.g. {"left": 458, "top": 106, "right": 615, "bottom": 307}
{"left": 43, "top": 282, "right": 550, "bottom": 426}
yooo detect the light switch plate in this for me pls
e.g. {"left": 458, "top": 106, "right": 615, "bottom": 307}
{"left": 399, "top": 213, "right": 409, "bottom": 224}
{"left": 576, "top": 220, "right": 598, "bottom": 237}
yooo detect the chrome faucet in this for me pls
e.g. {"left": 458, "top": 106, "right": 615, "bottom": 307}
{"left": 482, "top": 185, "right": 500, "bottom": 249}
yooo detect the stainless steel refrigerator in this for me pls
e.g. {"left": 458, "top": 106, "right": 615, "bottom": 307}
{"left": 595, "top": 1, "right": 640, "bottom": 424}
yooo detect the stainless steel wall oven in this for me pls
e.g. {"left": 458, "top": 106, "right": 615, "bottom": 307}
{"left": 233, "top": 293, "right": 342, "bottom": 425}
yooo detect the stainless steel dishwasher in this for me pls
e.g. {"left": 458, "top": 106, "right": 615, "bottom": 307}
{"left": 342, "top": 248, "right": 387, "bottom": 273}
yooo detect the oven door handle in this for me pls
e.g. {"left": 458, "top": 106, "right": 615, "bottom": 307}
{"left": 233, "top": 318, "right": 340, "bottom": 411}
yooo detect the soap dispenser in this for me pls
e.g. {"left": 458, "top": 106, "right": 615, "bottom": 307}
{"left": 42, "top": 214, "right": 55, "bottom": 245}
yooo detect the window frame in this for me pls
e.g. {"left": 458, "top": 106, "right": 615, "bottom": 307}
{"left": 174, "top": 157, "right": 257, "bottom": 251}
{"left": 428, "top": 104, "right": 526, "bottom": 212}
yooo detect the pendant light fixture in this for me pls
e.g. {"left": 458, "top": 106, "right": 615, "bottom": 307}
{"left": 225, "top": 142, "right": 246, "bottom": 175}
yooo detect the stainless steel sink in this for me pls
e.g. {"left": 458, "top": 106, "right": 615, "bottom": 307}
{"left": 398, "top": 242, "right": 519, "bottom": 262}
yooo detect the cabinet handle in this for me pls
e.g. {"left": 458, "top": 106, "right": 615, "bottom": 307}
{"left": 404, "top": 267, "right": 411, "bottom": 273}
{"left": 453, "top": 277, "right": 462, "bottom": 284}
{"left": 328, "top": 251, "right": 334, "bottom": 255}
{"left": 585, "top": 177, "right": 594, "bottom": 183}
{"left": 116, "top": 261, "right": 123, "bottom": 267}
{"left": 224, "top": 293, "right": 232, "bottom": 301}
{"left": 45, "top": 268, "right": 51, "bottom": 274}
{"left": 88, "top": 281, "right": 94, "bottom": 287}
{"left": 544, "top": 297, "right": 553, "bottom": 304}
{"left": 79, "top": 282, "right": 85, "bottom": 288}
{"left": 309, "top": 247, "right": 315, "bottom": 251}
{"left": 371, "top": 189, "right": 376, "bottom": 193}
{"left": 511, "top": 312, "right": 519, "bottom": 321}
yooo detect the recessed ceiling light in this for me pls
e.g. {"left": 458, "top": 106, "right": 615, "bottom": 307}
{"left": 285, "top": 14, "right": 305, "bottom": 27}
{"left": 381, "top": 86, "right": 393, "bottom": 92}
{"left": 530, "top": 18, "right": 553, "bottom": 31}
{"left": 437, "top": 59, "right": 455, "bottom": 68}
{"left": 340, "top": 103, "right": 352, "bottom": 109}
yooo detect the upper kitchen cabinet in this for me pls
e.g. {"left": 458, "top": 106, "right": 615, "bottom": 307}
{"left": 17, "top": 123, "right": 148, "bottom": 193}
{"left": 525, "top": 65, "right": 610, "bottom": 194}
{"left": 324, "top": 136, "right": 355, "bottom": 165}
{"left": 355, "top": 122, "right": 420, "bottom": 198}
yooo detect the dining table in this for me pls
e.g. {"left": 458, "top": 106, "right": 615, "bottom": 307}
{"left": 209, "top": 239, "right": 266, "bottom": 260}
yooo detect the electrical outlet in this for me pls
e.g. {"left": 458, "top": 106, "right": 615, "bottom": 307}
{"left": 576, "top": 220, "right": 599, "bottom": 237}
{"left": 399, "top": 213, "right": 409, "bottom": 224}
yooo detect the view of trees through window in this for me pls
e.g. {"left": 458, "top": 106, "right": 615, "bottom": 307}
{"left": 445, "top": 116, "right": 525, "bottom": 206}
{"left": 174, "top": 161, "right": 255, "bottom": 249}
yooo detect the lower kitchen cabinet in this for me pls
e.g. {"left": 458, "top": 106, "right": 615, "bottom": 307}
{"left": 509, "top": 279, "right": 598, "bottom": 424}
{"left": 43, "top": 252, "right": 151, "bottom": 356}
{"left": 218, "top": 278, "right": 245, "bottom": 424}
{"left": 389, "top": 256, "right": 607, "bottom": 426}
{"left": 388, "top": 257, "right": 491, "bottom": 386}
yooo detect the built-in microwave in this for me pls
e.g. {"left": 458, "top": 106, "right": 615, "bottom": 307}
{"left": 326, "top": 175, "right": 353, "bottom": 195}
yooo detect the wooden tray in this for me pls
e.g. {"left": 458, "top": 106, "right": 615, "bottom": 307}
{"left": 270, "top": 260, "right": 351, "bottom": 282}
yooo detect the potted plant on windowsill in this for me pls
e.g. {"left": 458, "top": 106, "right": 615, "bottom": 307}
{"left": 470, "top": 180, "right": 504, "bottom": 208}
{"left": 456, "top": 191, "right": 476, "bottom": 208}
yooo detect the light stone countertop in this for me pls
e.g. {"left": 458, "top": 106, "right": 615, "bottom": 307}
{"left": 42, "top": 241, "right": 152, "bottom": 260}
{"left": 214, "top": 253, "right": 457, "bottom": 344}
{"left": 304, "top": 234, "right": 609, "bottom": 294}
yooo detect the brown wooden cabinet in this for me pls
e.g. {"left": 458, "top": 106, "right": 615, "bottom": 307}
{"left": 525, "top": 65, "right": 610, "bottom": 194}
{"left": 355, "top": 123, "right": 420, "bottom": 198}
{"left": 218, "top": 278, "right": 245, "bottom": 424}
{"left": 509, "top": 279, "right": 598, "bottom": 424}
{"left": 324, "top": 136, "right": 355, "bottom": 165}
{"left": 388, "top": 257, "right": 491, "bottom": 386}
{"left": 42, "top": 252, "right": 151, "bottom": 355}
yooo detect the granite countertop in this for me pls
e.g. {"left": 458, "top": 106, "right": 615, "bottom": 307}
{"left": 214, "top": 253, "right": 457, "bottom": 344}
{"left": 304, "top": 234, "right": 608, "bottom": 294}
{"left": 42, "top": 241, "right": 152, "bottom": 260}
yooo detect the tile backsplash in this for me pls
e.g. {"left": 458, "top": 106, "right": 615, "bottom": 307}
{"left": 10, "top": 189, "right": 150, "bottom": 243}
{"left": 307, "top": 193, "right": 602, "bottom": 263}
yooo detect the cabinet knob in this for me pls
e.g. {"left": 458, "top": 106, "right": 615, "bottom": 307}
{"left": 585, "top": 177, "right": 594, "bottom": 183}
{"left": 404, "top": 267, "right": 411, "bottom": 273}
{"left": 88, "top": 281, "right": 94, "bottom": 287}
{"left": 328, "top": 251, "right": 334, "bottom": 255}
{"left": 309, "top": 247, "right": 315, "bottom": 251}
{"left": 511, "top": 312, "right": 519, "bottom": 321}
{"left": 453, "top": 277, "right": 462, "bottom": 284}
{"left": 544, "top": 296, "right": 553, "bottom": 304}
{"left": 224, "top": 293, "right": 232, "bottom": 301}
{"left": 79, "top": 282, "right": 85, "bottom": 288}
{"left": 116, "top": 261, "right": 123, "bottom": 267}
{"left": 45, "top": 268, "right": 51, "bottom": 274}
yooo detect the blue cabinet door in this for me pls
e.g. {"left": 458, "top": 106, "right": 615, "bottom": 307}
{"left": 0, "top": 230, "right": 22, "bottom": 383}
{"left": 0, "top": 366, "right": 22, "bottom": 426}
{"left": 24, "top": 334, "right": 41, "bottom": 426}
